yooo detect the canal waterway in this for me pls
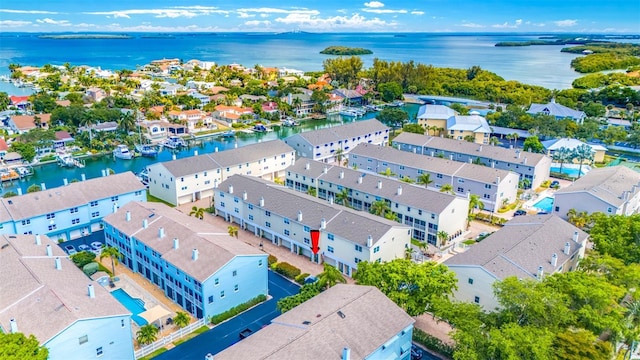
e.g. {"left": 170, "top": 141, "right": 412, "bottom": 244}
{"left": 5, "top": 104, "right": 421, "bottom": 194}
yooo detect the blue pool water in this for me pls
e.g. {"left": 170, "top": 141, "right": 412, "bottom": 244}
{"left": 550, "top": 166, "right": 584, "bottom": 177}
{"left": 533, "top": 197, "right": 555, "bottom": 213}
{"left": 111, "top": 289, "right": 148, "bottom": 326}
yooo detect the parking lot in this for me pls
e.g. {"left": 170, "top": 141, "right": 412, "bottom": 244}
{"left": 57, "top": 230, "right": 105, "bottom": 256}
{"left": 155, "top": 271, "right": 300, "bottom": 360}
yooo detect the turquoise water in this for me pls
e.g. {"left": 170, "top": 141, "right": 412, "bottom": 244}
{"left": 550, "top": 166, "right": 585, "bottom": 177}
{"left": 111, "top": 288, "right": 148, "bottom": 326}
{"left": 533, "top": 197, "right": 554, "bottom": 213}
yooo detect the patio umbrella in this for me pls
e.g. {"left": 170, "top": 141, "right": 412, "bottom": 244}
{"left": 139, "top": 305, "right": 171, "bottom": 333}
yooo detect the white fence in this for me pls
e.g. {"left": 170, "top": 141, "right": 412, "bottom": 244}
{"left": 134, "top": 318, "right": 207, "bottom": 359}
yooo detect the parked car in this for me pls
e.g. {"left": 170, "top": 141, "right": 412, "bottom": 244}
{"left": 411, "top": 344, "right": 424, "bottom": 360}
{"left": 514, "top": 209, "right": 527, "bottom": 216}
{"left": 550, "top": 180, "right": 560, "bottom": 188}
{"left": 78, "top": 244, "right": 91, "bottom": 252}
{"left": 64, "top": 244, "right": 77, "bottom": 255}
{"left": 239, "top": 325, "right": 261, "bottom": 339}
{"left": 90, "top": 242, "right": 104, "bottom": 251}
{"left": 537, "top": 211, "right": 549, "bottom": 215}
{"left": 476, "top": 232, "right": 492, "bottom": 242}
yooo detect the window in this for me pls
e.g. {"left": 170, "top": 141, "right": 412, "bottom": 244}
{"left": 327, "top": 246, "right": 334, "bottom": 253}
{"left": 457, "top": 179, "right": 464, "bottom": 183}
{"left": 90, "top": 201, "right": 98, "bottom": 207}
{"left": 258, "top": 259, "right": 263, "bottom": 267}
{"left": 303, "top": 226, "right": 310, "bottom": 232}
{"left": 607, "top": 207, "right": 613, "bottom": 213}
{"left": 248, "top": 214, "right": 254, "bottom": 221}
{"left": 436, "top": 174, "right": 443, "bottom": 179}
{"left": 111, "top": 196, "right": 119, "bottom": 201}
{"left": 303, "top": 238, "right": 310, "bottom": 245}
{"left": 355, "top": 244, "right": 363, "bottom": 252}
{"left": 96, "top": 347, "right": 103, "bottom": 357}
{"left": 79, "top": 335, "right": 88, "bottom": 345}
{"left": 265, "top": 210, "right": 271, "bottom": 216}
{"left": 457, "top": 187, "right": 464, "bottom": 192}
{"left": 48, "top": 224, "right": 57, "bottom": 231}
{"left": 220, "top": 291, "right": 225, "bottom": 298}
{"left": 208, "top": 296, "right": 214, "bottom": 304}
{"left": 220, "top": 202, "right": 225, "bottom": 207}
{"left": 265, "top": 221, "right": 271, "bottom": 228}
{"left": 234, "top": 284, "right": 239, "bottom": 292}
{"left": 284, "top": 229, "right": 290, "bottom": 236}
{"left": 354, "top": 257, "right": 361, "bottom": 263}
{"left": 484, "top": 184, "right": 492, "bottom": 189}
{"left": 283, "top": 218, "right": 290, "bottom": 224}
{"left": 121, "top": 319, "right": 125, "bottom": 328}
{"left": 232, "top": 270, "right": 237, "bottom": 277}
{"left": 248, "top": 204, "right": 253, "bottom": 210}
{"left": 214, "top": 278, "right": 219, "bottom": 286}
{"left": 373, "top": 246, "right": 380, "bottom": 253}
{"left": 474, "top": 296, "right": 480, "bottom": 304}
{"left": 328, "top": 233, "right": 334, "bottom": 241}
{"left": 468, "top": 278, "right": 474, "bottom": 285}
{"left": 22, "top": 219, "right": 31, "bottom": 225}
{"left": 135, "top": 190, "right": 142, "bottom": 196}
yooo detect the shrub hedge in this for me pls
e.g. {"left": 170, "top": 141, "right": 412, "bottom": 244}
{"left": 274, "top": 262, "right": 301, "bottom": 279}
{"left": 295, "top": 273, "right": 310, "bottom": 285}
{"left": 475, "top": 212, "right": 507, "bottom": 225}
{"left": 412, "top": 328, "right": 454, "bottom": 358}
{"left": 267, "top": 254, "right": 278, "bottom": 266}
{"left": 209, "top": 294, "right": 267, "bottom": 325}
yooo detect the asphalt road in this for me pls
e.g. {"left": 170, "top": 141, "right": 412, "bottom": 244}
{"left": 156, "top": 271, "right": 300, "bottom": 360}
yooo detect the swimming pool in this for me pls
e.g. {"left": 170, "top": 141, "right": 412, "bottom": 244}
{"left": 111, "top": 289, "right": 148, "bottom": 326}
{"left": 550, "top": 166, "right": 587, "bottom": 177}
{"left": 533, "top": 197, "right": 554, "bottom": 213}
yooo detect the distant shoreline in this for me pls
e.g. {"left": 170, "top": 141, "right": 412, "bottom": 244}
{"left": 39, "top": 34, "right": 133, "bottom": 39}
{"left": 320, "top": 46, "right": 373, "bottom": 55}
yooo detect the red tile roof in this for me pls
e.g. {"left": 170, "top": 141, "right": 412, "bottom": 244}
{"left": 0, "top": 138, "right": 8, "bottom": 152}
{"left": 9, "top": 96, "right": 29, "bottom": 105}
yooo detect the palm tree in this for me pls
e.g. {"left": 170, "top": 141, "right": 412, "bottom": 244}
{"left": 118, "top": 112, "right": 136, "bottom": 133}
{"left": 401, "top": 177, "right": 415, "bottom": 184}
{"left": 227, "top": 225, "right": 239, "bottom": 238}
{"left": 189, "top": 206, "right": 205, "bottom": 220}
{"left": 378, "top": 167, "right": 396, "bottom": 178}
{"left": 334, "top": 148, "right": 345, "bottom": 166}
{"left": 405, "top": 247, "right": 415, "bottom": 260}
{"left": 99, "top": 246, "right": 123, "bottom": 277}
{"left": 317, "top": 263, "right": 346, "bottom": 289}
{"left": 307, "top": 187, "right": 317, "bottom": 197}
{"left": 417, "top": 173, "right": 433, "bottom": 188}
{"left": 440, "top": 184, "right": 454, "bottom": 194}
{"left": 552, "top": 147, "right": 574, "bottom": 175}
{"left": 622, "top": 299, "right": 640, "bottom": 360}
{"left": 572, "top": 144, "right": 594, "bottom": 179}
{"left": 335, "top": 188, "right": 351, "bottom": 208}
{"left": 173, "top": 311, "right": 190, "bottom": 329}
{"left": 384, "top": 210, "right": 398, "bottom": 222}
{"left": 437, "top": 231, "right": 449, "bottom": 247}
{"left": 489, "top": 136, "right": 500, "bottom": 146}
{"left": 369, "top": 200, "right": 390, "bottom": 217}
{"left": 468, "top": 194, "right": 485, "bottom": 216}
{"left": 511, "top": 133, "right": 519, "bottom": 148}
{"left": 136, "top": 324, "right": 159, "bottom": 345}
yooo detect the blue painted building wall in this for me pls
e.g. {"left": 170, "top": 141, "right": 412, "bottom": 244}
{"left": 365, "top": 324, "right": 414, "bottom": 360}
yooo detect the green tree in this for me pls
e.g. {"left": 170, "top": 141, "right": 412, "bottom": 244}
{"left": 100, "top": 246, "right": 123, "bottom": 277}
{"left": 572, "top": 144, "right": 594, "bottom": 178}
{"left": 523, "top": 136, "right": 544, "bottom": 153}
{"left": 27, "top": 184, "right": 42, "bottom": 193}
{"left": 402, "top": 123, "right": 425, "bottom": 134}
{"left": 369, "top": 199, "right": 391, "bottom": 217}
{"left": 189, "top": 206, "right": 205, "bottom": 220}
{"left": 468, "top": 194, "right": 484, "bottom": 217}
{"left": 377, "top": 81, "right": 403, "bottom": 102}
{"left": 0, "top": 92, "right": 9, "bottom": 111}
{"left": 173, "top": 311, "right": 190, "bottom": 329}
{"left": 552, "top": 147, "right": 575, "bottom": 175}
{"left": 439, "top": 184, "right": 454, "bottom": 194}
{"left": 334, "top": 148, "right": 345, "bottom": 166}
{"left": 0, "top": 332, "right": 48, "bottom": 360}
{"left": 354, "top": 259, "right": 457, "bottom": 316}
{"left": 317, "top": 263, "right": 347, "bottom": 289}
{"left": 136, "top": 324, "right": 159, "bottom": 345}
{"left": 553, "top": 329, "right": 613, "bottom": 360}
{"left": 322, "top": 56, "right": 363, "bottom": 86}
{"left": 2, "top": 191, "right": 18, "bottom": 198}
{"left": 9, "top": 142, "right": 36, "bottom": 163}
{"left": 306, "top": 187, "right": 317, "bottom": 197}
{"left": 277, "top": 283, "right": 322, "bottom": 313}
{"left": 378, "top": 167, "right": 396, "bottom": 177}
{"left": 449, "top": 103, "right": 469, "bottom": 115}
{"left": 335, "top": 188, "right": 351, "bottom": 208}
{"left": 588, "top": 213, "right": 640, "bottom": 265}
{"left": 437, "top": 231, "right": 449, "bottom": 246}
{"left": 227, "top": 225, "right": 239, "bottom": 239}
{"left": 377, "top": 107, "right": 409, "bottom": 130}
{"left": 417, "top": 173, "right": 433, "bottom": 188}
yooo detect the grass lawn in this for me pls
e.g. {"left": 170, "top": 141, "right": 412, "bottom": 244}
{"left": 139, "top": 347, "right": 167, "bottom": 360}
{"left": 146, "top": 191, "right": 175, "bottom": 207}
{"left": 172, "top": 325, "right": 210, "bottom": 346}
{"left": 462, "top": 239, "right": 476, "bottom": 246}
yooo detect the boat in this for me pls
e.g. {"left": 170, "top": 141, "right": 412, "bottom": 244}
{"left": 163, "top": 135, "right": 187, "bottom": 149}
{"left": 135, "top": 144, "right": 159, "bottom": 157}
{"left": 113, "top": 145, "right": 133, "bottom": 160}
{"left": 136, "top": 169, "right": 150, "bottom": 187}
{"left": 56, "top": 153, "right": 76, "bottom": 167}
{"left": 388, "top": 100, "right": 405, "bottom": 107}
{"left": 252, "top": 123, "right": 269, "bottom": 133}
{"left": 365, "top": 104, "right": 383, "bottom": 112}
{"left": 240, "top": 129, "right": 254, "bottom": 134}
{"left": 339, "top": 107, "right": 366, "bottom": 117}
{"left": 0, "top": 169, "right": 19, "bottom": 182}
{"left": 15, "top": 166, "right": 33, "bottom": 177}
{"left": 219, "top": 130, "right": 236, "bottom": 138}
{"left": 282, "top": 118, "right": 299, "bottom": 127}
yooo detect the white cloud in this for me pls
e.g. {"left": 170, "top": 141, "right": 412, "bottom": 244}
{"left": 515, "top": 19, "right": 522, "bottom": 26}
{"left": 238, "top": 12, "right": 254, "bottom": 18}
{"left": 362, "top": 8, "right": 407, "bottom": 14}
{"left": 36, "top": 18, "right": 71, "bottom": 26}
{"left": 85, "top": 7, "right": 228, "bottom": 19}
{"left": 364, "top": 1, "right": 385, "bottom": 8}
{"left": 245, "top": 20, "right": 271, "bottom": 26}
{"left": 275, "top": 13, "right": 396, "bottom": 31}
{"left": 237, "top": 7, "right": 319, "bottom": 15}
{"left": 260, "top": 14, "right": 270, "bottom": 18}
{"left": 554, "top": 19, "right": 577, "bottom": 27}
{"left": 0, "top": 9, "right": 58, "bottom": 14}
{"left": 492, "top": 19, "right": 522, "bottom": 29}
{"left": 460, "top": 22, "right": 484, "bottom": 28}
{"left": 411, "top": 11, "right": 425, "bottom": 15}
{"left": 0, "top": 20, "right": 32, "bottom": 27}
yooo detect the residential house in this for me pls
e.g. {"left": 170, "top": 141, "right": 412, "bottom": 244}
{"left": 86, "top": 121, "right": 119, "bottom": 133}
{"left": 261, "top": 102, "right": 279, "bottom": 115}
{"left": 0, "top": 172, "right": 146, "bottom": 241}
{"left": 103, "top": 202, "right": 268, "bottom": 320}
{"left": 167, "top": 109, "right": 212, "bottom": 131}
{"left": 326, "top": 93, "right": 345, "bottom": 113}
{"left": 0, "top": 234, "right": 134, "bottom": 360}
{"left": 416, "top": 104, "right": 458, "bottom": 135}
{"left": 213, "top": 105, "right": 254, "bottom": 124}
{"left": 139, "top": 120, "right": 170, "bottom": 141}
{"left": 214, "top": 284, "right": 414, "bottom": 360}
{"left": 85, "top": 87, "right": 106, "bottom": 102}
{"left": 278, "top": 67, "right": 305, "bottom": 77}
{"left": 284, "top": 119, "right": 390, "bottom": 163}
{"left": 333, "top": 89, "right": 364, "bottom": 106}
{"left": 445, "top": 215, "right": 587, "bottom": 310}
{"left": 158, "top": 83, "right": 185, "bottom": 96}
{"left": 0, "top": 138, "right": 8, "bottom": 159}
{"left": 166, "top": 123, "right": 188, "bottom": 135}
{"left": 554, "top": 166, "right": 640, "bottom": 219}
{"left": 446, "top": 112, "right": 492, "bottom": 144}
{"left": 9, "top": 95, "right": 30, "bottom": 110}
{"left": 348, "top": 143, "right": 519, "bottom": 212}
{"left": 207, "top": 86, "right": 230, "bottom": 95}
{"left": 392, "top": 132, "right": 552, "bottom": 189}
{"left": 189, "top": 92, "right": 211, "bottom": 107}
{"left": 146, "top": 140, "right": 295, "bottom": 205}
{"left": 285, "top": 93, "right": 314, "bottom": 117}
{"left": 541, "top": 138, "right": 607, "bottom": 163}
{"left": 285, "top": 160, "right": 469, "bottom": 245}
{"left": 55, "top": 100, "right": 71, "bottom": 107}
{"left": 527, "top": 99, "right": 586, "bottom": 123}
{"left": 185, "top": 80, "right": 217, "bottom": 91}
{"left": 53, "top": 131, "right": 74, "bottom": 149}
{"left": 239, "top": 94, "right": 267, "bottom": 103}
{"left": 215, "top": 175, "right": 412, "bottom": 277}
{"left": 183, "top": 59, "right": 215, "bottom": 71}
{"left": 8, "top": 113, "right": 51, "bottom": 134}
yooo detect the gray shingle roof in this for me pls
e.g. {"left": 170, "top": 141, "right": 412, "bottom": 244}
{"left": 286, "top": 119, "right": 389, "bottom": 147}
{"left": 218, "top": 175, "right": 409, "bottom": 245}
{"left": 157, "top": 140, "right": 294, "bottom": 177}
{"left": 287, "top": 159, "right": 462, "bottom": 214}
{"left": 555, "top": 166, "right": 640, "bottom": 207}
{"left": 349, "top": 143, "right": 514, "bottom": 185}
{"left": 102, "top": 202, "right": 263, "bottom": 282}
{"left": 527, "top": 102, "right": 586, "bottom": 120}
{"left": 445, "top": 215, "right": 587, "bottom": 280}
{"left": 214, "top": 284, "right": 414, "bottom": 360}
{"left": 447, "top": 114, "right": 491, "bottom": 133}
{"left": 417, "top": 104, "right": 458, "bottom": 120}
{"left": 0, "top": 234, "right": 130, "bottom": 344}
{"left": 393, "top": 132, "right": 549, "bottom": 166}
{"left": 0, "top": 172, "right": 145, "bottom": 221}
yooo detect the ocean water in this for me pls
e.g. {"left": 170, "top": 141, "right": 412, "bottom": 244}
{"left": 0, "top": 32, "right": 582, "bottom": 90}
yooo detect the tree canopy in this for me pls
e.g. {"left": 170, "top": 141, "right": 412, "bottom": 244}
{"left": 0, "top": 332, "right": 48, "bottom": 360}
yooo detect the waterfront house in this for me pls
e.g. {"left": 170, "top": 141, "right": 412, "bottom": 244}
{"left": 9, "top": 95, "right": 30, "bottom": 110}
{"left": 527, "top": 99, "right": 586, "bottom": 123}
{"left": 8, "top": 113, "right": 51, "bottom": 134}
{"left": 0, "top": 138, "right": 8, "bottom": 159}
{"left": 185, "top": 80, "right": 217, "bottom": 91}
{"left": 146, "top": 140, "right": 295, "bottom": 206}
{"left": 213, "top": 105, "right": 255, "bottom": 124}
{"left": 261, "top": 101, "right": 279, "bottom": 115}
{"left": 284, "top": 119, "right": 390, "bottom": 163}
{"left": 85, "top": 87, "right": 106, "bottom": 102}
{"left": 348, "top": 143, "right": 519, "bottom": 212}
{"left": 139, "top": 120, "right": 170, "bottom": 140}
{"left": 445, "top": 215, "right": 587, "bottom": 310}
{"left": 446, "top": 111, "right": 492, "bottom": 144}
{"left": 541, "top": 137, "right": 607, "bottom": 163}
{"left": 215, "top": 175, "right": 412, "bottom": 277}
{"left": 167, "top": 109, "right": 212, "bottom": 130}
{"left": 284, "top": 93, "right": 315, "bottom": 117}
{"left": 416, "top": 104, "right": 458, "bottom": 135}
{"left": 333, "top": 88, "right": 364, "bottom": 106}
{"left": 278, "top": 67, "right": 305, "bottom": 77}
{"left": 53, "top": 130, "right": 74, "bottom": 149}
{"left": 0, "top": 234, "right": 135, "bottom": 360}
{"left": 103, "top": 202, "right": 268, "bottom": 320}
{"left": 214, "top": 284, "right": 414, "bottom": 360}
{"left": 554, "top": 166, "right": 640, "bottom": 219}
{"left": 285, "top": 160, "right": 469, "bottom": 245}
{"left": 80, "top": 121, "right": 119, "bottom": 134}
{"left": 392, "top": 132, "right": 551, "bottom": 189}
{"left": 0, "top": 172, "right": 146, "bottom": 241}
{"left": 239, "top": 94, "right": 267, "bottom": 103}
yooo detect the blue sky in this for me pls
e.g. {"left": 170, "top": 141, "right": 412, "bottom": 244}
{"left": 0, "top": 1, "right": 638, "bottom": 33}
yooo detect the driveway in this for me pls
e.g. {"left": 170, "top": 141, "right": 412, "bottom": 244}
{"left": 156, "top": 271, "right": 300, "bottom": 360}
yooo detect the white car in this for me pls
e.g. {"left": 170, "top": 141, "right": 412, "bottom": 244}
{"left": 64, "top": 244, "right": 77, "bottom": 255}
{"left": 90, "top": 242, "right": 104, "bottom": 251}
{"left": 78, "top": 244, "right": 91, "bottom": 252}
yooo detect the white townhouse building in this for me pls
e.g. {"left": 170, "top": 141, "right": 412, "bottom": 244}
{"left": 285, "top": 160, "right": 469, "bottom": 245}
{"left": 215, "top": 175, "right": 412, "bottom": 277}
{"left": 348, "top": 143, "right": 519, "bottom": 212}
{"left": 284, "top": 119, "right": 390, "bottom": 163}
{"left": 554, "top": 166, "right": 640, "bottom": 219}
{"left": 215, "top": 284, "right": 415, "bottom": 360}
{"left": 0, "top": 234, "right": 135, "bottom": 360}
{"left": 146, "top": 140, "right": 295, "bottom": 206}
{"left": 392, "top": 132, "right": 552, "bottom": 189}
{"left": 0, "top": 172, "right": 146, "bottom": 241}
{"left": 103, "top": 202, "right": 268, "bottom": 320}
{"left": 445, "top": 215, "right": 587, "bottom": 311}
